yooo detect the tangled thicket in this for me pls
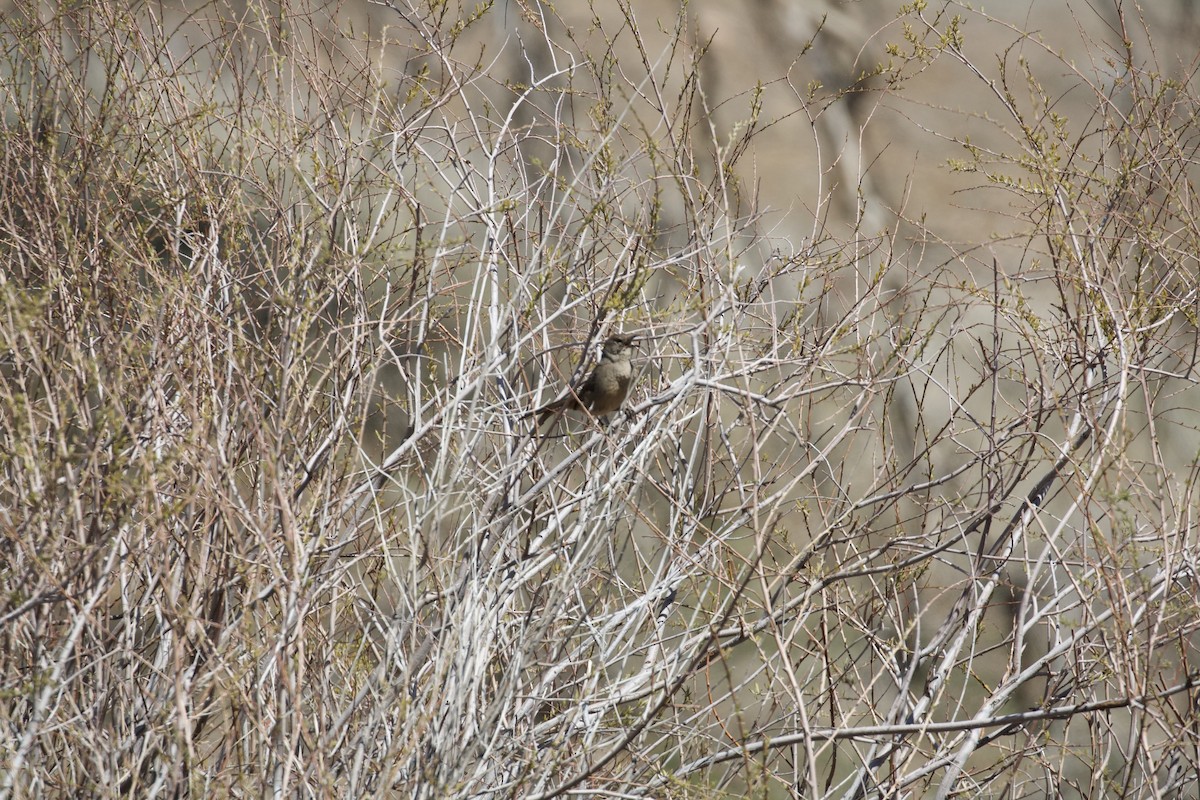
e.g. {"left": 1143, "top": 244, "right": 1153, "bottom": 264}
{"left": 3, "top": 2, "right": 1200, "bottom": 798}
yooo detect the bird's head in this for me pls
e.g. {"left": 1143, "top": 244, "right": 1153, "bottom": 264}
{"left": 602, "top": 333, "right": 638, "bottom": 358}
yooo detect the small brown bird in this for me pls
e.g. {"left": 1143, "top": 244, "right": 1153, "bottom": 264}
{"left": 528, "top": 333, "right": 638, "bottom": 425}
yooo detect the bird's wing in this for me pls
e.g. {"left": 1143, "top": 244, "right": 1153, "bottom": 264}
{"left": 574, "top": 369, "right": 597, "bottom": 394}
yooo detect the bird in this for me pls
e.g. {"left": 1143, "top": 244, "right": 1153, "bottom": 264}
{"left": 527, "top": 333, "right": 639, "bottom": 425}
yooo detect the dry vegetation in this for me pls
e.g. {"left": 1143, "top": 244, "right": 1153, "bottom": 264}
{"left": 3, "top": 1, "right": 1200, "bottom": 797}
